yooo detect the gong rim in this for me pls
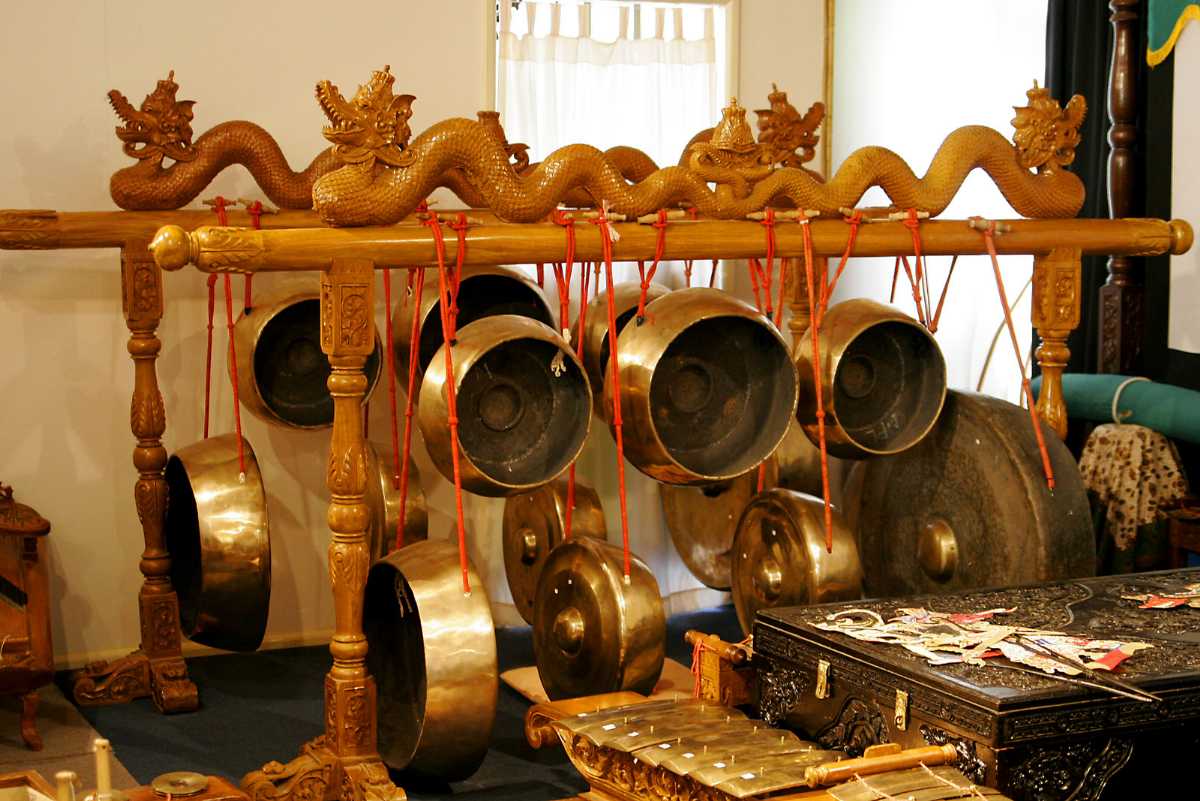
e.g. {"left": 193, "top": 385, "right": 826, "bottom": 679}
{"left": 533, "top": 537, "right": 665, "bottom": 701}
{"left": 847, "top": 390, "right": 1095, "bottom": 597}
{"left": 164, "top": 433, "right": 271, "bottom": 652}
{"left": 730, "top": 488, "right": 862, "bottom": 634}
{"left": 577, "top": 282, "right": 670, "bottom": 418}
{"left": 364, "top": 538, "right": 497, "bottom": 781}
{"left": 418, "top": 314, "right": 592, "bottom": 497}
{"left": 233, "top": 287, "right": 383, "bottom": 430}
{"left": 503, "top": 478, "right": 607, "bottom": 624}
{"left": 364, "top": 443, "right": 428, "bottom": 563}
{"left": 393, "top": 264, "right": 555, "bottom": 383}
{"left": 795, "top": 298, "right": 946, "bottom": 459}
{"left": 607, "top": 287, "right": 799, "bottom": 484}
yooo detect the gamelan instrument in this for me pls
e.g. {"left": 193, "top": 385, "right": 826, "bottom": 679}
{"left": 502, "top": 477, "right": 606, "bottom": 624}
{"left": 795, "top": 298, "right": 946, "bottom": 458}
{"left": 392, "top": 263, "right": 554, "bottom": 380}
{"left": 608, "top": 287, "right": 798, "bottom": 484}
{"left": 578, "top": 281, "right": 669, "bottom": 418}
{"left": 364, "top": 444, "right": 427, "bottom": 563}
{"left": 163, "top": 433, "right": 270, "bottom": 652}
{"left": 660, "top": 422, "right": 821, "bottom": 589}
{"left": 418, "top": 314, "right": 591, "bottom": 496}
{"left": 730, "top": 488, "right": 863, "bottom": 633}
{"left": 846, "top": 390, "right": 1094, "bottom": 596}
{"left": 363, "top": 538, "right": 497, "bottom": 781}
{"left": 233, "top": 283, "right": 382, "bottom": 429}
{"left": 533, "top": 537, "right": 665, "bottom": 700}
{"left": 536, "top": 695, "right": 1006, "bottom": 801}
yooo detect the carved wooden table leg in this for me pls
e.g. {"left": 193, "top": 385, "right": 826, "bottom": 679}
{"left": 19, "top": 691, "right": 42, "bottom": 751}
{"left": 242, "top": 260, "right": 402, "bottom": 801}
{"left": 71, "top": 243, "right": 198, "bottom": 713}
{"left": 1032, "top": 247, "right": 1082, "bottom": 440}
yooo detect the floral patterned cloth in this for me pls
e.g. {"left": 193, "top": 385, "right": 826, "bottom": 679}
{"left": 1078, "top": 424, "right": 1190, "bottom": 559}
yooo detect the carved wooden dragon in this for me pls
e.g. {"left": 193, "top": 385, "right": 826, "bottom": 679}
{"left": 108, "top": 71, "right": 338, "bottom": 210}
{"left": 312, "top": 68, "right": 1085, "bottom": 227}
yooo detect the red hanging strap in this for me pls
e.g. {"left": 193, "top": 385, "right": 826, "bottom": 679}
{"left": 396, "top": 266, "right": 425, "bottom": 552}
{"left": 536, "top": 262, "right": 545, "bottom": 288}
{"left": 976, "top": 219, "right": 1056, "bottom": 491}
{"left": 800, "top": 219, "right": 837, "bottom": 552}
{"left": 899, "top": 209, "right": 932, "bottom": 328}
{"left": 930, "top": 255, "right": 958, "bottom": 333}
{"left": 591, "top": 207, "right": 633, "bottom": 581}
{"left": 759, "top": 209, "right": 777, "bottom": 318}
{"left": 222, "top": 273, "right": 248, "bottom": 479}
{"left": 636, "top": 209, "right": 669, "bottom": 320}
{"left": 381, "top": 267, "right": 403, "bottom": 549}
{"left": 202, "top": 196, "right": 233, "bottom": 439}
{"left": 552, "top": 211, "right": 581, "bottom": 539}
{"left": 815, "top": 210, "right": 863, "bottom": 329}
{"left": 243, "top": 200, "right": 265, "bottom": 312}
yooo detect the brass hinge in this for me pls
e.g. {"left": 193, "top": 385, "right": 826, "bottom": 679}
{"left": 894, "top": 689, "right": 909, "bottom": 731}
{"left": 815, "top": 659, "right": 830, "bottom": 699}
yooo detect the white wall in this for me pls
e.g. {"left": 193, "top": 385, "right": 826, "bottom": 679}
{"left": 1, "top": 1, "right": 826, "bottom": 666}
{"left": 1170, "top": 23, "right": 1200, "bottom": 354}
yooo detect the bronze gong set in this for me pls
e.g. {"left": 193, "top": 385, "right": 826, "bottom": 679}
{"left": 155, "top": 253, "right": 1096, "bottom": 781}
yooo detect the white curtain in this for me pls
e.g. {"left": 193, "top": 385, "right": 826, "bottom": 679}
{"left": 482, "top": 1, "right": 730, "bottom": 620}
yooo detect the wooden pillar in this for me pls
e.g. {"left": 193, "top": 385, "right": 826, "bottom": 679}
{"left": 71, "top": 242, "right": 198, "bottom": 712}
{"left": 1033, "top": 247, "right": 1082, "bottom": 440}
{"left": 241, "top": 260, "right": 401, "bottom": 801}
{"left": 1099, "top": 0, "right": 1143, "bottom": 373}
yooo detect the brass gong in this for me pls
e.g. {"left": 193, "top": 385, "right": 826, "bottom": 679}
{"left": 660, "top": 422, "right": 821, "bottom": 589}
{"left": 847, "top": 390, "right": 1095, "bottom": 597}
{"left": 503, "top": 477, "right": 606, "bottom": 624}
{"left": 730, "top": 489, "right": 863, "bottom": 633}
{"left": 363, "top": 538, "right": 497, "bottom": 781}
{"left": 577, "top": 282, "right": 669, "bottom": 417}
{"left": 608, "top": 287, "right": 798, "bottom": 484}
{"left": 533, "top": 537, "right": 665, "bottom": 700}
{"left": 393, "top": 264, "right": 554, "bottom": 381}
{"left": 364, "top": 443, "right": 428, "bottom": 563}
{"left": 795, "top": 298, "right": 946, "bottom": 459}
{"left": 233, "top": 285, "right": 383, "bottom": 429}
{"left": 418, "top": 314, "right": 592, "bottom": 496}
{"left": 164, "top": 433, "right": 271, "bottom": 652}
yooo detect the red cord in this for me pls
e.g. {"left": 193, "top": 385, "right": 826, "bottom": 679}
{"left": 396, "top": 266, "right": 425, "bottom": 552}
{"left": 930, "top": 255, "right": 958, "bottom": 333}
{"left": 900, "top": 209, "right": 931, "bottom": 328}
{"left": 636, "top": 209, "right": 669, "bottom": 320}
{"left": 382, "top": 268, "right": 403, "bottom": 550}
{"left": 978, "top": 220, "right": 1056, "bottom": 491}
{"left": 222, "top": 273, "right": 248, "bottom": 478}
{"left": 774, "top": 257, "right": 791, "bottom": 329}
{"left": 536, "top": 262, "right": 544, "bottom": 288}
{"left": 816, "top": 210, "right": 863, "bottom": 328}
{"left": 800, "top": 220, "right": 835, "bottom": 552}
{"left": 552, "top": 211, "right": 580, "bottom": 539}
{"left": 244, "top": 201, "right": 264, "bottom": 313}
{"left": 591, "top": 208, "right": 633, "bottom": 580}
{"left": 748, "top": 258, "right": 764, "bottom": 311}
{"left": 202, "top": 197, "right": 232, "bottom": 439}
{"left": 759, "top": 209, "right": 777, "bottom": 318}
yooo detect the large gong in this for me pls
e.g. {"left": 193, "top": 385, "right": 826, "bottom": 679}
{"left": 233, "top": 286, "right": 383, "bottom": 429}
{"left": 533, "top": 537, "right": 665, "bottom": 700}
{"left": 660, "top": 422, "right": 820, "bottom": 589}
{"left": 503, "top": 478, "right": 606, "bottom": 624}
{"left": 730, "top": 489, "right": 863, "bottom": 633}
{"left": 848, "top": 391, "right": 1095, "bottom": 597}
{"left": 363, "top": 539, "right": 497, "bottom": 781}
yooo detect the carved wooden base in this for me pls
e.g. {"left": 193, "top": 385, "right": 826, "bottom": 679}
{"left": 241, "top": 737, "right": 404, "bottom": 801}
{"left": 71, "top": 650, "right": 197, "bottom": 713}
{"left": 19, "top": 691, "right": 41, "bottom": 751}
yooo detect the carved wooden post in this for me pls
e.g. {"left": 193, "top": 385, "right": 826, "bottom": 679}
{"left": 1033, "top": 247, "right": 1082, "bottom": 440}
{"left": 242, "top": 259, "right": 400, "bottom": 801}
{"left": 1099, "top": 0, "right": 1142, "bottom": 373}
{"left": 72, "top": 243, "right": 197, "bottom": 712}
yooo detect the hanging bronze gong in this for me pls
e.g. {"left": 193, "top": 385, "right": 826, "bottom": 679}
{"left": 393, "top": 264, "right": 554, "bottom": 380}
{"left": 846, "top": 390, "right": 1094, "bottom": 597}
{"left": 660, "top": 422, "right": 822, "bottom": 589}
{"left": 233, "top": 285, "right": 383, "bottom": 429}
{"left": 364, "top": 444, "right": 428, "bottom": 563}
{"left": 577, "top": 282, "right": 669, "bottom": 417}
{"left": 418, "top": 314, "right": 592, "bottom": 496}
{"left": 608, "top": 287, "right": 798, "bottom": 485}
{"left": 795, "top": 298, "right": 946, "bottom": 459}
{"left": 164, "top": 433, "right": 271, "bottom": 652}
{"left": 730, "top": 489, "right": 863, "bottom": 634}
{"left": 503, "top": 477, "right": 606, "bottom": 624}
{"left": 533, "top": 537, "right": 665, "bottom": 701}
{"left": 363, "top": 538, "right": 497, "bottom": 781}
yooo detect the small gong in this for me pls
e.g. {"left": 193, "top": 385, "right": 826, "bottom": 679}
{"left": 847, "top": 390, "right": 1094, "bottom": 597}
{"left": 533, "top": 537, "right": 665, "bottom": 700}
{"left": 730, "top": 488, "right": 863, "bottom": 633}
{"left": 364, "top": 444, "right": 428, "bottom": 563}
{"left": 503, "top": 478, "right": 606, "bottom": 624}
{"left": 234, "top": 287, "right": 383, "bottom": 429}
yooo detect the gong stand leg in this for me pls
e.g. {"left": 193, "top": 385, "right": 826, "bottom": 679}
{"left": 788, "top": 255, "right": 822, "bottom": 352}
{"left": 242, "top": 259, "right": 403, "bottom": 801}
{"left": 1032, "top": 247, "right": 1081, "bottom": 440}
{"left": 72, "top": 243, "right": 198, "bottom": 713}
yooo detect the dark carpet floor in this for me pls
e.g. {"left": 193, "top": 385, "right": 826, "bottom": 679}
{"left": 61, "top": 605, "right": 743, "bottom": 800}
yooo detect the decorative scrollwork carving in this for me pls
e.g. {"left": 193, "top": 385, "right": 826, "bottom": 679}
{"left": 0, "top": 210, "right": 59, "bottom": 250}
{"left": 757, "top": 663, "right": 808, "bottom": 725}
{"left": 1005, "top": 737, "right": 1133, "bottom": 801}
{"left": 920, "top": 724, "right": 987, "bottom": 786}
{"left": 815, "top": 697, "right": 886, "bottom": 756}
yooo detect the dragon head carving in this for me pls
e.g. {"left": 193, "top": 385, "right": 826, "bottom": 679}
{"left": 108, "top": 71, "right": 197, "bottom": 163}
{"left": 1012, "top": 81, "right": 1087, "bottom": 173}
{"left": 755, "top": 84, "right": 824, "bottom": 168}
{"left": 316, "top": 65, "right": 415, "bottom": 168}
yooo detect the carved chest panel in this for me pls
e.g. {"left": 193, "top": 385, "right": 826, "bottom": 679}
{"left": 752, "top": 569, "right": 1200, "bottom": 801}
